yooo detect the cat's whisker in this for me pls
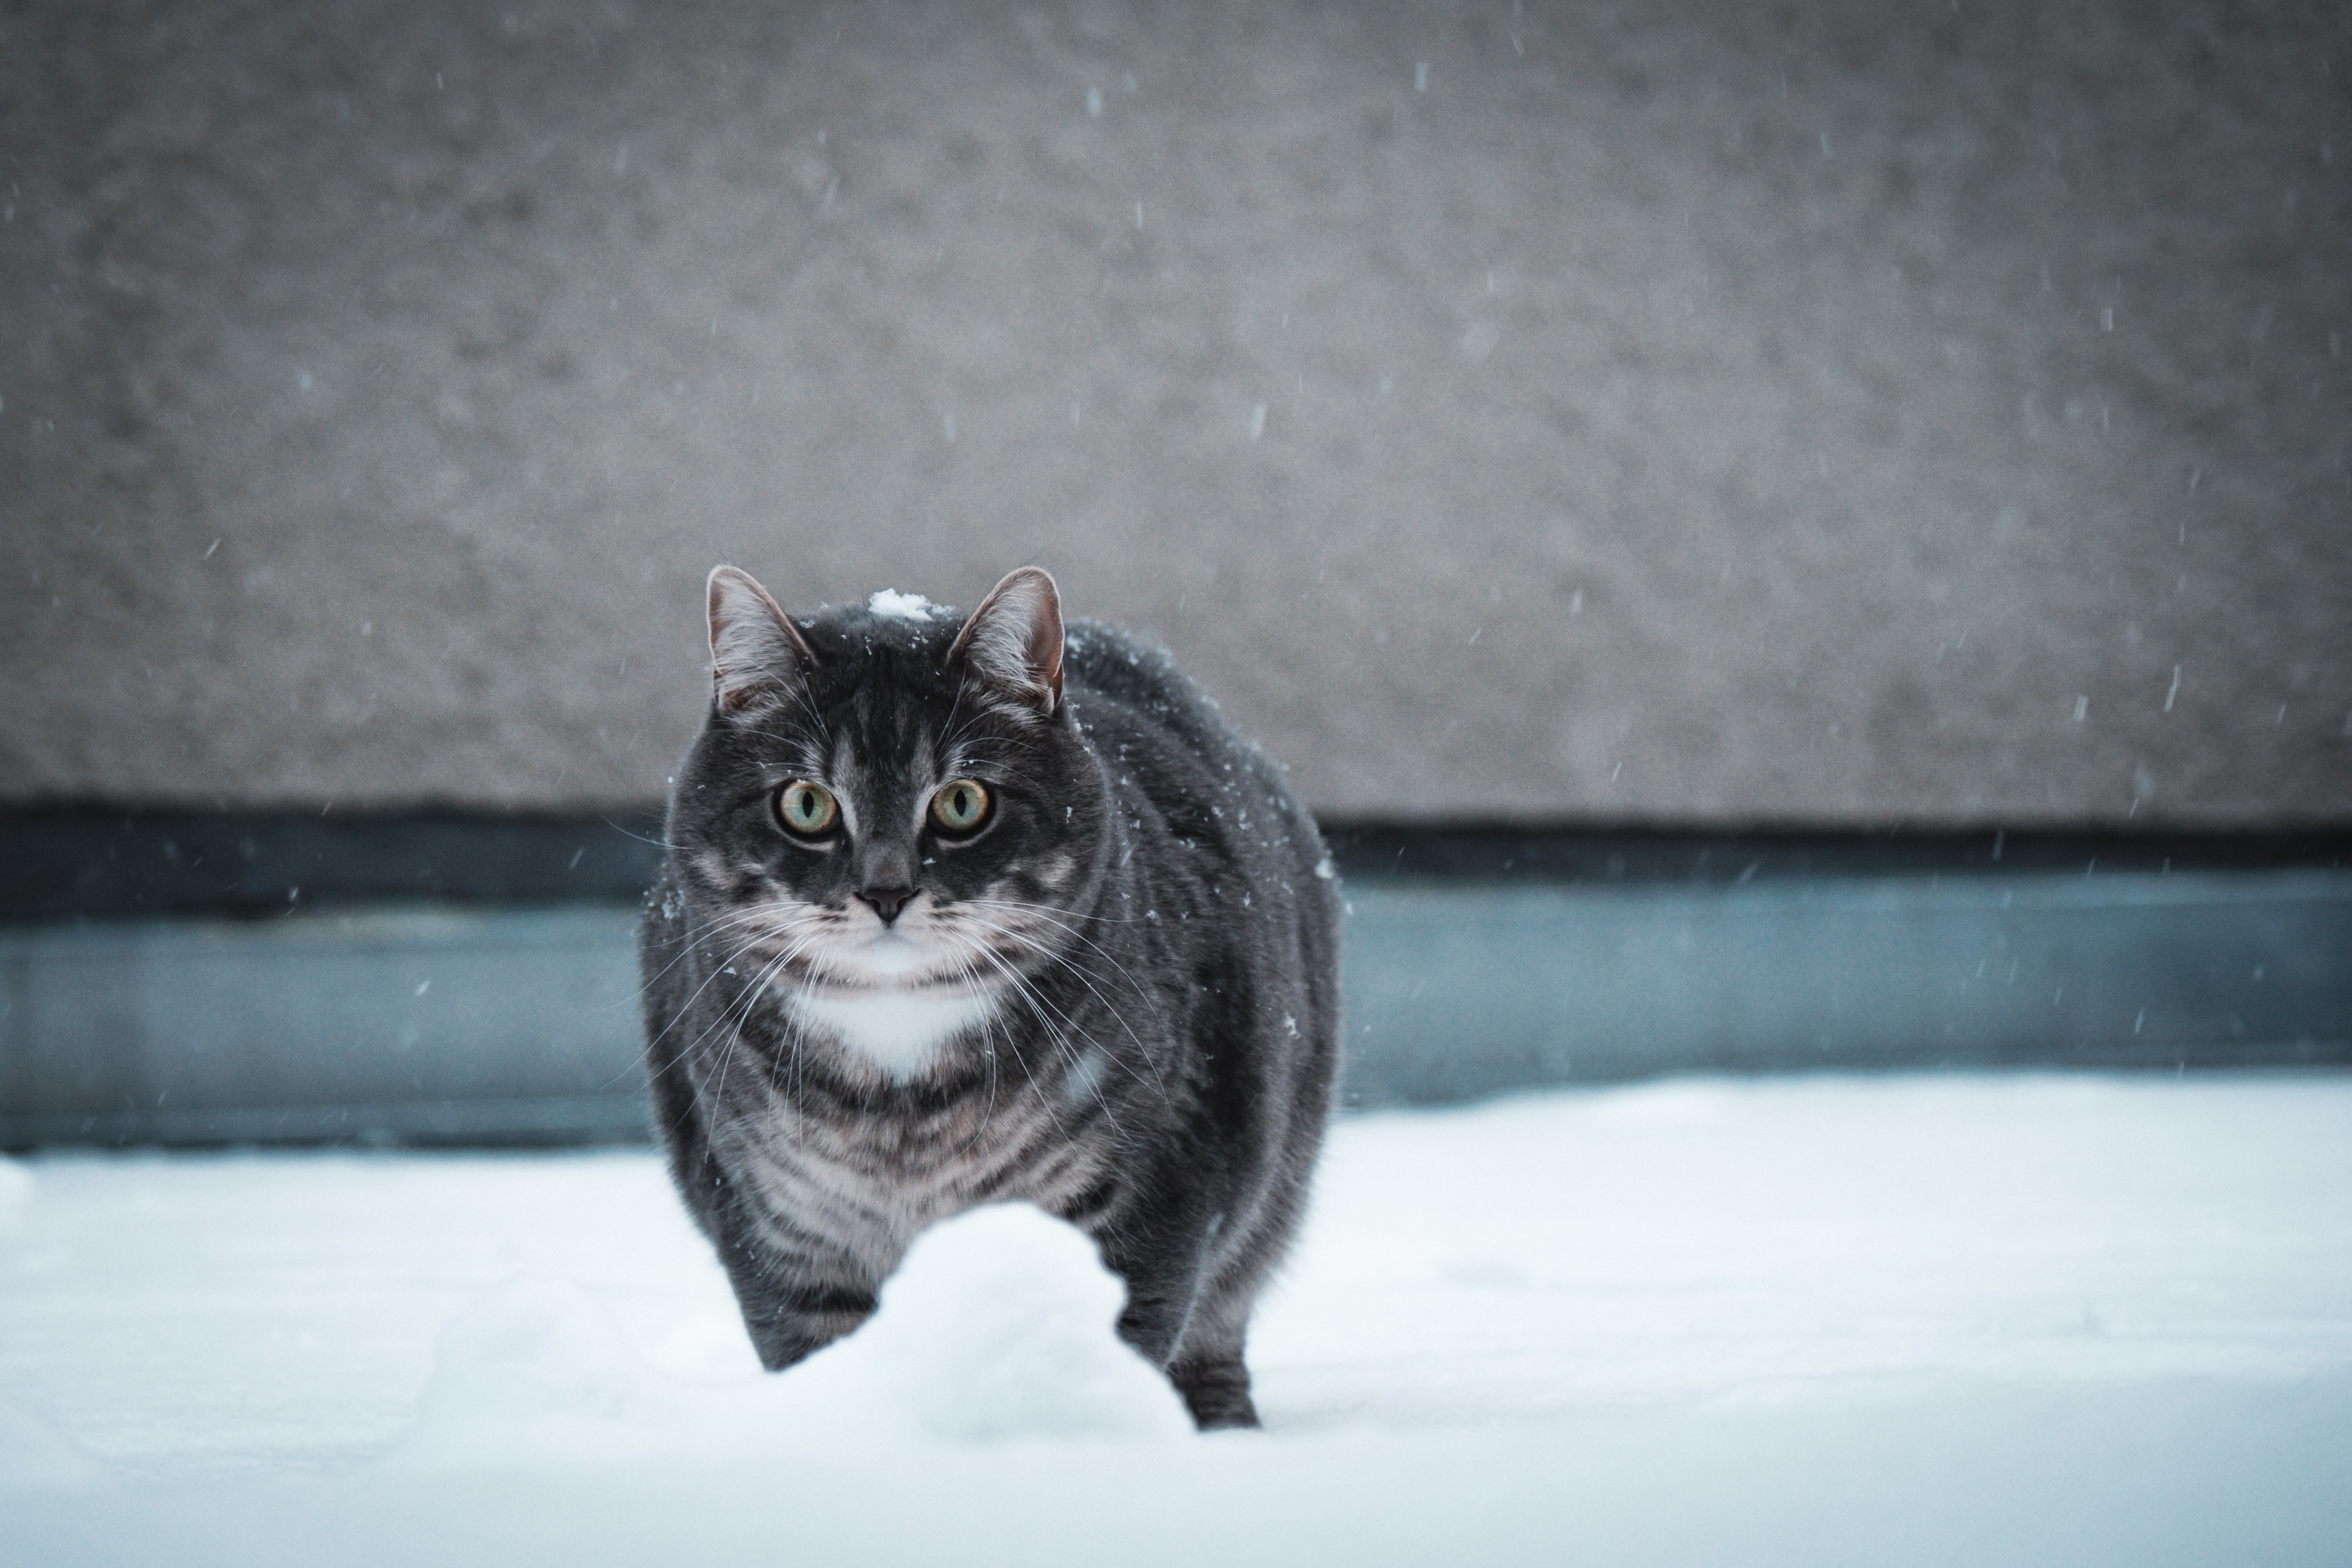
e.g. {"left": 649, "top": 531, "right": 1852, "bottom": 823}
{"left": 955, "top": 951, "right": 1069, "bottom": 1143}
{"left": 932, "top": 906, "right": 1122, "bottom": 1000}
{"left": 631, "top": 902, "right": 785, "bottom": 999}
{"left": 632, "top": 899, "right": 816, "bottom": 1016}
{"left": 649, "top": 922, "right": 815, "bottom": 1048}
{"left": 961, "top": 944, "right": 1092, "bottom": 1143}
{"left": 943, "top": 952, "right": 1013, "bottom": 1164}
{"left": 936, "top": 678, "right": 979, "bottom": 759}
{"left": 957, "top": 922, "right": 1166, "bottom": 1114}
{"left": 599, "top": 816, "right": 674, "bottom": 851}
{"left": 709, "top": 984, "right": 779, "bottom": 1116}
{"left": 628, "top": 921, "right": 812, "bottom": 1090}
{"left": 661, "top": 916, "right": 823, "bottom": 1067}
{"left": 928, "top": 910, "right": 1147, "bottom": 1035}
{"left": 721, "top": 941, "right": 821, "bottom": 1118}
{"left": 958, "top": 895, "right": 1142, "bottom": 926}
{"left": 700, "top": 937, "right": 817, "bottom": 1112}
{"left": 949, "top": 918, "right": 1137, "bottom": 1030}
{"left": 947, "top": 912, "right": 1171, "bottom": 1101}
{"left": 935, "top": 896, "right": 1128, "bottom": 967}
{"left": 955, "top": 897, "right": 1163, "bottom": 997}
{"left": 731, "top": 936, "right": 824, "bottom": 1078}
{"left": 1005, "top": 968, "right": 1133, "bottom": 1146}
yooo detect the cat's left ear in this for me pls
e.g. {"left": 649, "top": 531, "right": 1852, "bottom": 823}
{"left": 949, "top": 567, "right": 1064, "bottom": 717}
{"left": 707, "top": 564, "right": 817, "bottom": 714}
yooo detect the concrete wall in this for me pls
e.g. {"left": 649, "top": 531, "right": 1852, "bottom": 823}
{"left": 3, "top": 0, "right": 2346, "bottom": 824}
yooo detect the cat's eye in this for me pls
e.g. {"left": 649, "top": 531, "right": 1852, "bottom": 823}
{"left": 774, "top": 781, "right": 839, "bottom": 837}
{"left": 929, "top": 779, "right": 991, "bottom": 835}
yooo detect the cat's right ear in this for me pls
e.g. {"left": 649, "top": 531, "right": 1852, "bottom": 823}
{"left": 707, "top": 564, "right": 816, "bottom": 714}
{"left": 949, "top": 566, "right": 1064, "bottom": 718}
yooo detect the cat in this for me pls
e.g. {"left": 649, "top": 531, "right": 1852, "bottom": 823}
{"left": 639, "top": 564, "right": 1340, "bottom": 1429}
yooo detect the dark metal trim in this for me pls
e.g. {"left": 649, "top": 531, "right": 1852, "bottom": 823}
{"left": 0, "top": 808, "right": 669, "bottom": 922}
{"left": 4, "top": 808, "right": 2348, "bottom": 923}
{"left": 1323, "top": 823, "right": 2352, "bottom": 887}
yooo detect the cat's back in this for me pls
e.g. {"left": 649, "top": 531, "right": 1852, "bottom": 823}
{"left": 1061, "top": 618, "right": 1270, "bottom": 791}
{"left": 1060, "top": 616, "right": 1334, "bottom": 924}
{"left": 1061, "top": 618, "right": 1212, "bottom": 725}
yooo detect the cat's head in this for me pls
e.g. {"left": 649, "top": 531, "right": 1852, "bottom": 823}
{"left": 664, "top": 564, "right": 1106, "bottom": 997}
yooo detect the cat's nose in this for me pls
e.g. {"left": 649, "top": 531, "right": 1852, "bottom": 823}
{"left": 859, "top": 884, "right": 917, "bottom": 925}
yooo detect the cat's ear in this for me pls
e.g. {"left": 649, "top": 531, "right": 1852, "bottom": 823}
{"left": 948, "top": 567, "right": 1064, "bottom": 717}
{"left": 707, "top": 564, "right": 816, "bottom": 714}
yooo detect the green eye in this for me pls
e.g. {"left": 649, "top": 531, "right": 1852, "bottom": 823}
{"left": 930, "top": 779, "right": 991, "bottom": 835}
{"left": 775, "top": 781, "right": 839, "bottom": 837}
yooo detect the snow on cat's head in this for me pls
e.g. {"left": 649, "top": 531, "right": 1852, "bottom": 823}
{"left": 865, "top": 588, "right": 949, "bottom": 624}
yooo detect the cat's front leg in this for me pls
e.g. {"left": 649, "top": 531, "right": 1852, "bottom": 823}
{"left": 1087, "top": 1194, "right": 1258, "bottom": 1428}
{"left": 1163, "top": 1284, "right": 1260, "bottom": 1430}
{"left": 712, "top": 1208, "right": 880, "bottom": 1372}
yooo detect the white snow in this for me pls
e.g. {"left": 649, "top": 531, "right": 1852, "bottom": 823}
{"left": 4, "top": 1075, "right": 2349, "bottom": 1565}
{"left": 0, "top": 1153, "right": 31, "bottom": 1236}
{"left": 385, "top": 1205, "right": 1184, "bottom": 1471}
{"left": 868, "top": 588, "right": 945, "bottom": 623}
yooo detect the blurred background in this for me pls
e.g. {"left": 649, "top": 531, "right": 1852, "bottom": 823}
{"left": 2, "top": 0, "right": 2347, "bottom": 1144}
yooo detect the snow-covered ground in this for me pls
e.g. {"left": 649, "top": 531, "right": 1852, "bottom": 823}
{"left": 5, "top": 1074, "right": 2349, "bottom": 1565}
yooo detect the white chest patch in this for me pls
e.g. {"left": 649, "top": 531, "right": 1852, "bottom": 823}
{"left": 788, "top": 987, "right": 1000, "bottom": 1080}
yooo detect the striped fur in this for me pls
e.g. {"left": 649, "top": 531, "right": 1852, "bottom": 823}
{"left": 640, "top": 567, "right": 1340, "bottom": 1429}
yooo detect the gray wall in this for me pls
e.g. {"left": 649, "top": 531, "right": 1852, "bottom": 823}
{"left": 3, "top": 0, "right": 2346, "bottom": 824}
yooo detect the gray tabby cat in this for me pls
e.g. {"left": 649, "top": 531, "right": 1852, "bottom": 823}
{"left": 640, "top": 564, "right": 1340, "bottom": 1429}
